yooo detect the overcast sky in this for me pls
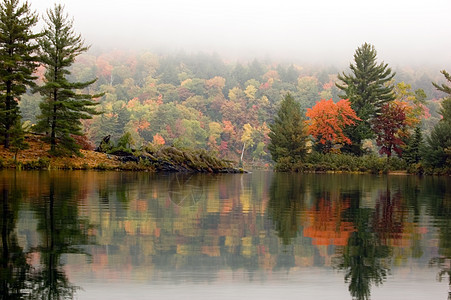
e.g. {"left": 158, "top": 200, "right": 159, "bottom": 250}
{"left": 29, "top": 0, "right": 451, "bottom": 66}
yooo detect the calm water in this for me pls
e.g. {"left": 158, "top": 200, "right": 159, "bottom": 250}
{"left": 1, "top": 170, "right": 451, "bottom": 300}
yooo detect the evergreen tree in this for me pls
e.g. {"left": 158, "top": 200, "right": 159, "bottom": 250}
{"left": 35, "top": 4, "right": 100, "bottom": 155}
{"left": 0, "top": 0, "right": 39, "bottom": 148}
{"left": 336, "top": 43, "right": 395, "bottom": 155}
{"left": 424, "top": 119, "right": 451, "bottom": 169}
{"left": 433, "top": 70, "right": 451, "bottom": 120}
{"left": 268, "top": 93, "right": 308, "bottom": 171}
{"left": 403, "top": 126, "right": 423, "bottom": 164}
{"left": 425, "top": 71, "right": 451, "bottom": 169}
{"left": 9, "top": 118, "right": 28, "bottom": 161}
{"left": 433, "top": 70, "right": 451, "bottom": 97}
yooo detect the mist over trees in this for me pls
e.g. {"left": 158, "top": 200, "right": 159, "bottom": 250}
{"left": 0, "top": 0, "right": 447, "bottom": 173}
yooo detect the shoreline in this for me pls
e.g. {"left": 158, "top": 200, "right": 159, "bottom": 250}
{"left": 0, "top": 136, "right": 448, "bottom": 175}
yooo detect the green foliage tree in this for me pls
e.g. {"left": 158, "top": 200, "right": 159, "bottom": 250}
{"left": 174, "top": 119, "right": 208, "bottom": 149}
{"left": 268, "top": 93, "right": 308, "bottom": 171}
{"left": 112, "top": 131, "right": 134, "bottom": 153}
{"left": 424, "top": 120, "right": 451, "bottom": 169}
{"left": 425, "top": 70, "right": 451, "bottom": 170}
{"left": 433, "top": 70, "right": 451, "bottom": 98}
{"left": 336, "top": 43, "right": 396, "bottom": 155}
{"left": 403, "top": 126, "right": 423, "bottom": 165}
{"left": 35, "top": 4, "right": 101, "bottom": 156}
{"left": 0, "top": 0, "right": 39, "bottom": 148}
{"left": 9, "top": 118, "right": 28, "bottom": 161}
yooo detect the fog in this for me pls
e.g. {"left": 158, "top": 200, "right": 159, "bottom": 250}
{"left": 30, "top": 0, "right": 451, "bottom": 66}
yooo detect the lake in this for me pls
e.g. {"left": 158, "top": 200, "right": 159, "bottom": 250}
{"left": 1, "top": 170, "right": 450, "bottom": 299}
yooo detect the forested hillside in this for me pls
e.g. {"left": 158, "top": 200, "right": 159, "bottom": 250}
{"left": 18, "top": 50, "right": 447, "bottom": 164}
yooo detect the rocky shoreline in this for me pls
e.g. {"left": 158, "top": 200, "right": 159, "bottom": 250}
{"left": 0, "top": 135, "right": 246, "bottom": 173}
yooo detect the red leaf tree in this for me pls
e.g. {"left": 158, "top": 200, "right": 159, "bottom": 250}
{"left": 306, "top": 99, "right": 360, "bottom": 153}
{"left": 373, "top": 101, "right": 408, "bottom": 159}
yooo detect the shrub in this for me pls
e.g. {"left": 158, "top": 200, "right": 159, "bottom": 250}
{"left": 22, "top": 157, "right": 51, "bottom": 170}
{"left": 360, "top": 155, "right": 384, "bottom": 174}
{"left": 274, "top": 157, "right": 294, "bottom": 172}
{"left": 95, "top": 162, "right": 111, "bottom": 170}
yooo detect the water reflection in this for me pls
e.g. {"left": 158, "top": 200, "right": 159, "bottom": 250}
{"left": 336, "top": 206, "right": 390, "bottom": 300}
{"left": 0, "top": 175, "right": 32, "bottom": 299}
{"left": 425, "top": 177, "right": 451, "bottom": 300}
{"left": 0, "top": 171, "right": 451, "bottom": 299}
{"left": 30, "top": 174, "right": 93, "bottom": 299}
{"left": 268, "top": 173, "right": 305, "bottom": 245}
{"left": 0, "top": 173, "right": 93, "bottom": 299}
{"left": 168, "top": 174, "right": 209, "bottom": 207}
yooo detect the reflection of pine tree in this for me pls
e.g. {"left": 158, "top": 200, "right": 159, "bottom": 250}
{"left": 426, "top": 177, "right": 451, "bottom": 299}
{"left": 30, "top": 175, "right": 92, "bottom": 299}
{"left": 334, "top": 192, "right": 390, "bottom": 300}
{"left": 0, "top": 186, "right": 32, "bottom": 298}
{"left": 268, "top": 173, "right": 305, "bottom": 245}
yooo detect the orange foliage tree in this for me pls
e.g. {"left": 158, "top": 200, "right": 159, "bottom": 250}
{"left": 306, "top": 99, "right": 360, "bottom": 153}
{"left": 152, "top": 133, "right": 165, "bottom": 145}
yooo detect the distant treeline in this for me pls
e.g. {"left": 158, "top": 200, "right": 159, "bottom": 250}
{"left": 18, "top": 49, "right": 448, "bottom": 165}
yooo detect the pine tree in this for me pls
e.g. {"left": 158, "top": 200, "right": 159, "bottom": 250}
{"left": 10, "top": 118, "right": 28, "bottom": 162}
{"left": 433, "top": 70, "right": 451, "bottom": 120}
{"left": 0, "top": 0, "right": 39, "bottom": 148}
{"left": 336, "top": 43, "right": 395, "bottom": 155}
{"left": 35, "top": 4, "right": 101, "bottom": 156}
{"left": 268, "top": 93, "right": 308, "bottom": 171}
{"left": 425, "top": 71, "right": 451, "bottom": 169}
{"left": 403, "top": 126, "right": 423, "bottom": 165}
{"left": 424, "top": 119, "right": 451, "bottom": 169}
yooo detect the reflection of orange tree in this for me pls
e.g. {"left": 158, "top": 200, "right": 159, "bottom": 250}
{"left": 303, "top": 197, "right": 355, "bottom": 247}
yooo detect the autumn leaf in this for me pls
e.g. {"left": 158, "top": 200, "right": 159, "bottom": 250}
{"left": 306, "top": 99, "right": 360, "bottom": 152}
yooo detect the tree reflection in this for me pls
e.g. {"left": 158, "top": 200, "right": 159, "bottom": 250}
{"left": 0, "top": 180, "right": 33, "bottom": 298}
{"left": 30, "top": 174, "right": 93, "bottom": 299}
{"left": 426, "top": 177, "right": 451, "bottom": 300}
{"left": 372, "top": 188, "right": 405, "bottom": 245}
{"left": 268, "top": 173, "right": 305, "bottom": 245}
{"left": 334, "top": 191, "right": 390, "bottom": 300}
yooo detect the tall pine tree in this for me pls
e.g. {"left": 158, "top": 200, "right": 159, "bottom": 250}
{"left": 35, "top": 4, "right": 100, "bottom": 155}
{"left": 0, "top": 0, "right": 39, "bottom": 148}
{"left": 268, "top": 93, "right": 308, "bottom": 171}
{"left": 336, "top": 43, "right": 395, "bottom": 155}
{"left": 425, "top": 70, "right": 451, "bottom": 169}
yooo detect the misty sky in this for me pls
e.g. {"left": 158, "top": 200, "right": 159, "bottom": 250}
{"left": 29, "top": 0, "right": 451, "bottom": 66}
